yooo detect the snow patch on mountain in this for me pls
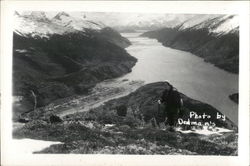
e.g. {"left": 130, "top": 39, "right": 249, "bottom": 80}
{"left": 29, "top": 11, "right": 50, "bottom": 22}
{"left": 179, "top": 14, "right": 239, "bottom": 34}
{"left": 211, "top": 15, "right": 239, "bottom": 34}
{"left": 52, "top": 12, "right": 105, "bottom": 31}
{"left": 179, "top": 15, "right": 220, "bottom": 29}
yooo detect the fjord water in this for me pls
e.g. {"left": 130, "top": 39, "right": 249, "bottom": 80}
{"left": 119, "top": 33, "right": 238, "bottom": 125}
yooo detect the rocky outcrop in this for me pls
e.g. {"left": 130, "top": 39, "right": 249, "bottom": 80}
{"left": 229, "top": 93, "right": 238, "bottom": 104}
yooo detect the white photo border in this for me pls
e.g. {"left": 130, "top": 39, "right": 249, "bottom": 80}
{"left": 1, "top": 1, "right": 249, "bottom": 166}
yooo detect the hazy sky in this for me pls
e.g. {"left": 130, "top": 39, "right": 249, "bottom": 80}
{"left": 19, "top": 11, "right": 201, "bottom": 28}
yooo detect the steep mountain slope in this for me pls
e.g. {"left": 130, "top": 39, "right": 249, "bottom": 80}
{"left": 142, "top": 15, "right": 239, "bottom": 73}
{"left": 12, "top": 12, "right": 136, "bottom": 119}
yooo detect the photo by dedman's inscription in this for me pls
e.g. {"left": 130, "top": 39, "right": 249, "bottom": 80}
{"left": 178, "top": 111, "right": 226, "bottom": 127}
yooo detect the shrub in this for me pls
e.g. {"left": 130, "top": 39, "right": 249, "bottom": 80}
{"left": 116, "top": 105, "right": 127, "bottom": 117}
{"left": 49, "top": 115, "right": 63, "bottom": 123}
{"left": 98, "top": 110, "right": 119, "bottom": 124}
{"left": 123, "top": 115, "right": 141, "bottom": 128}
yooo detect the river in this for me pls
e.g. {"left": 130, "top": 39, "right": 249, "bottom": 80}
{"left": 118, "top": 33, "right": 238, "bottom": 125}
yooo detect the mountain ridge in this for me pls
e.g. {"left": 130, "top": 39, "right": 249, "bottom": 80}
{"left": 13, "top": 11, "right": 136, "bottom": 120}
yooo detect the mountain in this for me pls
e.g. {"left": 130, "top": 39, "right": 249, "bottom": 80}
{"left": 14, "top": 11, "right": 74, "bottom": 38}
{"left": 12, "top": 11, "right": 136, "bottom": 120}
{"left": 141, "top": 15, "right": 239, "bottom": 73}
{"left": 14, "top": 11, "right": 130, "bottom": 47}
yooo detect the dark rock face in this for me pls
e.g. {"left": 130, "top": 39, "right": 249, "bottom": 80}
{"left": 141, "top": 28, "right": 239, "bottom": 73}
{"left": 18, "top": 118, "right": 29, "bottom": 123}
{"left": 12, "top": 30, "right": 136, "bottom": 117}
{"left": 229, "top": 93, "right": 239, "bottom": 104}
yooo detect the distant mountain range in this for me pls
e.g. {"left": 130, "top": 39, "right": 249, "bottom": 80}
{"left": 115, "top": 14, "right": 239, "bottom": 34}
{"left": 13, "top": 11, "right": 136, "bottom": 119}
{"left": 17, "top": 12, "right": 238, "bottom": 33}
{"left": 47, "top": 12, "right": 238, "bottom": 34}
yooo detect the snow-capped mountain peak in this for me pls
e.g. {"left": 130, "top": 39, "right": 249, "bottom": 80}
{"left": 178, "top": 14, "right": 239, "bottom": 35}
{"left": 14, "top": 11, "right": 107, "bottom": 38}
{"left": 52, "top": 11, "right": 105, "bottom": 31}
{"left": 53, "top": 11, "right": 70, "bottom": 20}
{"left": 52, "top": 12, "right": 75, "bottom": 27}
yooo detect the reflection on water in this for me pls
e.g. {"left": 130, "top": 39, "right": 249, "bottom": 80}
{"left": 119, "top": 33, "right": 238, "bottom": 125}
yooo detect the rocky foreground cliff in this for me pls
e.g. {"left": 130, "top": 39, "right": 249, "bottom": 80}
{"left": 141, "top": 15, "right": 239, "bottom": 74}
{"left": 13, "top": 82, "right": 238, "bottom": 155}
{"left": 13, "top": 12, "right": 136, "bottom": 120}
